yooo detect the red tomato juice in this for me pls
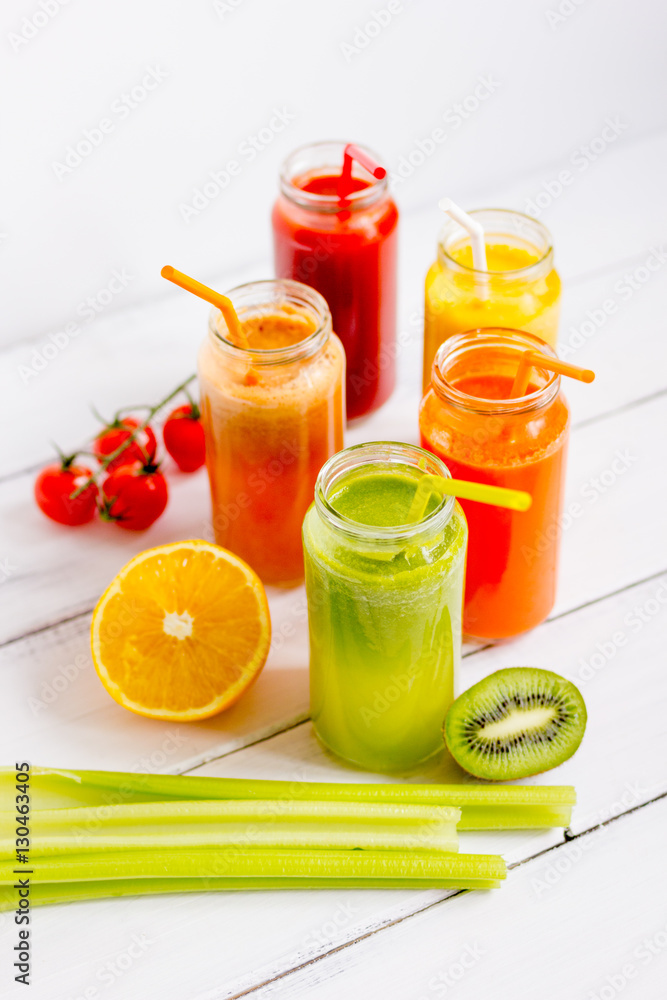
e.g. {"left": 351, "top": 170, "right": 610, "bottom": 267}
{"left": 273, "top": 157, "right": 398, "bottom": 420}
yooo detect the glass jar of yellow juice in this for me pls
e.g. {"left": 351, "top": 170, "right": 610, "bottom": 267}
{"left": 423, "top": 209, "right": 561, "bottom": 389}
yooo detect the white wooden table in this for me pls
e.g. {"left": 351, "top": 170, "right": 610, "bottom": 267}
{"left": 2, "top": 130, "right": 667, "bottom": 1000}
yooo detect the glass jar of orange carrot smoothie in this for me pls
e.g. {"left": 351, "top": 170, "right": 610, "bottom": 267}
{"left": 419, "top": 329, "right": 570, "bottom": 641}
{"left": 198, "top": 279, "right": 345, "bottom": 587}
{"left": 423, "top": 210, "right": 561, "bottom": 389}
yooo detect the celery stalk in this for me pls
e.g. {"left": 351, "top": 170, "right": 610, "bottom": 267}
{"left": 0, "top": 800, "right": 460, "bottom": 856}
{"left": 0, "top": 870, "right": 506, "bottom": 910}
{"left": 0, "top": 849, "right": 506, "bottom": 895}
{"left": 0, "top": 767, "right": 575, "bottom": 828}
{"left": 1, "top": 871, "right": 506, "bottom": 910}
{"left": 457, "top": 804, "right": 573, "bottom": 830}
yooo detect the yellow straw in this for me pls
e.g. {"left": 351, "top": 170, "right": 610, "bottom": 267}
{"left": 407, "top": 474, "right": 531, "bottom": 524}
{"left": 161, "top": 266, "right": 249, "bottom": 350}
{"left": 510, "top": 350, "right": 595, "bottom": 398}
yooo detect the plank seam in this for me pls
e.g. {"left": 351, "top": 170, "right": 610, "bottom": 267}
{"left": 571, "top": 386, "right": 667, "bottom": 432}
{"left": 461, "top": 564, "right": 667, "bottom": 662}
{"left": 219, "top": 789, "right": 667, "bottom": 1000}
{"left": 403, "top": 122, "right": 667, "bottom": 219}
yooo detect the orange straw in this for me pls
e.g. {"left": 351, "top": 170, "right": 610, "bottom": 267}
{"left": 161, "top": 266, "right": 249, "bottom": 349}
{"left": 509, "top": 350, "right": 595, "bottom": 398}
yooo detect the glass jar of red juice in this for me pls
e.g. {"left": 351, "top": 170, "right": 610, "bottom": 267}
{"left": 419, "top": 328, "right": 570, "bottom": 641}
{"left": 273, "top": 141, "right": 398, "bottom": 420}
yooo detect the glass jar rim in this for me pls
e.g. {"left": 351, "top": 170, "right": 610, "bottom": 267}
{"left": 314, "top": 441, "right": 455, "bottom": 543}
{"left": 431, "top": 328, "right": 561, "bottom": 415}
{"left": 438, "top": 208, "right": 554, "bottom": 277}
{"left": 208, "top": 278, "right": 331, "bottom": 365}
{"left": 279, "top": 140, "right": 389, "bottom": 213}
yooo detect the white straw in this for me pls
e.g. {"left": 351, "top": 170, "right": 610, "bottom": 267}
{"left": 438, "top": 197, "right": 489, "bottom": 300}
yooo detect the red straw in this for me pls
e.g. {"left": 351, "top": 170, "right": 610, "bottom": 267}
{"left": 338, "top": 143, "right": 386, "bottom": 200}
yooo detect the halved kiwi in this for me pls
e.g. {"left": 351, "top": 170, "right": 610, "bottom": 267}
{"left": 444, "top": 667, "right": 587, "bottom": 781}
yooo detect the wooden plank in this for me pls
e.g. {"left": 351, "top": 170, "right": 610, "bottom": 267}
{"left": 552, "top": 391, "right": 665, "bottom": 615}
{"left": 0, "top": 122, "right": 664, "bottom": 1000}
{"left": 1, "top": 387, "right": 664, "bottom": 645}
{"left": 2, "top": 443, "right": 665, "bottom": 787}
{"left": 0, "top": 572, "right": 664, "bottom": 1000}
{"left": 238, "top": 796, "right": 667, "bottom": 1000}
{"left": 2, "top": 129, "right": 667, "bottom": 482}
{"left": 189, "top": 568, "right": 667, "bottom": 839}
{"left": 0, "top": 259, "right": 263, "bottom": 480}
{"left": 0, "top": 591, "right": 310, "bottom": 774}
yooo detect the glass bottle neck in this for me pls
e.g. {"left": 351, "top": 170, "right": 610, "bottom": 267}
{"left": 208, "top": 279, "right": 331, "bottom": 366}
{"left": 431, "top": 329, "right": 561, "bottom": 415}
{"left": 279, "top": 141, "right": 389, "bottom": 215}
{"left": 437, "top": 208, "right": 554, "bottom": 284}
{"left": 315, "top": 441, "right": 455, "bottom": 544}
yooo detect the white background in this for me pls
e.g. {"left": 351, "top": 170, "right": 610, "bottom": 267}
{"left": 2, "top": 0, "right": 665, "bottom": 347}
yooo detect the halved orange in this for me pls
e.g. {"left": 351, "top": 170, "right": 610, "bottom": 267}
{"left": 91, "top": 540, "right": 271, "bottom": 721}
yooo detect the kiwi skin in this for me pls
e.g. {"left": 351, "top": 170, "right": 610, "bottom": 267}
{"left": 443, "top": 667, "right": 587, "bottom": 782}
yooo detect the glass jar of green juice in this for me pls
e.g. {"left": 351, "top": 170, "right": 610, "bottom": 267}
{"left": 303, "top": 441, "right": 468, "bottom": 772}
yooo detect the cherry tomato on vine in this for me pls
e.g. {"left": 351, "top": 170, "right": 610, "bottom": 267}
{"left": 35, "top": 459, "right": 99, "bottom": 526}
{"left": 93, "top": 416, "right": 157, "bottom": 471}
{"left": 101, "top": 461, "right": 168, "bottom": 531}
{"left": 162, "top": 403, "right": 206, "bottom": 472}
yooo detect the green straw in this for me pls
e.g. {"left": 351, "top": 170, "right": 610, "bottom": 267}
{"left": 407, "top": 474, "right": 532, "bottom": 523}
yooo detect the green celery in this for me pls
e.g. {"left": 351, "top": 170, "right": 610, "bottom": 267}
{"left": 0, "top": 767, "right": 575, "bottom": 828}
{"left": 0, "top": 848, "right": 506, "bottom": 900}
{"left": 0, "top": 871, "right": 506, "bottom": 909}
{"left": 0, "top": 800, "right": 460, "bottom": 856}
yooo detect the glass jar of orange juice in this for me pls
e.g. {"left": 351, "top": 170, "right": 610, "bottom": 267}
{"left": 198, "top": 279, "right": 345, "bottom": 587}
{"left": 423, "top": 209, "right": 561, "bottom": 389}
{"left": 420, "top": 328, "right": 570, "bottom": 642}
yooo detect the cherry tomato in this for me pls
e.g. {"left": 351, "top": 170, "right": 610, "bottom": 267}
{"left": 162, "top": 403, "right": 206, "bottom": 472}
{"left": 102, "top": 461, "right": 168, "bottom": 531}
{"left": 93, "top": 416, "right": 157, "bottom": 471}
{"left": 35, "top": 461, "right": 99, "bottom": 526}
